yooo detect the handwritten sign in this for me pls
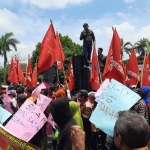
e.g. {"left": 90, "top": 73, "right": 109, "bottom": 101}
{"left": 0, "top": 107, "right": 12, "bottom": 124}
{"left": 0, "top": 125, "right": 40, "bottom": 150}
{"left": 95, "top": 79, "right": 110, "bottom": 101}
{"left": 5, "top": 99, "right": 47, "bottom": 142}
{"left": 36, "top": 94, "right": 52, "bottom": 112}
{"left": 32, "top": 82, "right": 46, "bottom": 101}
{"left": 3, "top": 94, "right": 13, "bottom": 114}
{"left": 90, "top": 79, "right": 140, "bottom": 136}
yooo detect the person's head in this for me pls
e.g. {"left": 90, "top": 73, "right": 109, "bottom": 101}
{"left": 77, "top": 90, "right": 88, "bottom": 103}
{"left": 114, "top": 111, "right": 149, "bottom": 150}
{"left": 17, "top": 94, "right": 27, "bottom": 108}
{"left": 83, "top": 23, "right": 89, "bottom": 31}
{"left": 98, "top": 48, "right": 103, "bottom": 55}
{"left": 49, "top": 86, "right": 56, "bottom": 96}
{"left": 136, "top": 88, "right": 145, "bottom": 99}
{"left": 26, "top": 88, "right": 35, "bottom": 98}
{"left": 50, "top": 97, "right": 73, "bottom": 129}
{"left": 8, "top": 85, "right": 13, "bottom": 91}
{"left": 88, "top": 92, "right": 95, "bottom": 104}
{"left": 8, "top": 90, "right": 16, "bottom": 98}
{"left": 40, "top": 88, "right": 49, "bottom": 96}
{"left": 16, "top": 87, "right": 24, "bottom": 95}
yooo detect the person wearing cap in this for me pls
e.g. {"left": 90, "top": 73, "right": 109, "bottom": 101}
{"left": 8, "top": 90, "right": 17, "bottom": 112}
{"left": 80, "top": 23, "right": 95, "bottom": 68}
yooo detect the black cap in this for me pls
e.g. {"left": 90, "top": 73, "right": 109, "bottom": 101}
{"left": 83, "top": 23, "right": 88, "bottom": 27}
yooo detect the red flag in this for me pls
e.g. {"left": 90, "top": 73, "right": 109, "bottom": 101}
{"left": 26, "top": 57, "right": 32, "bottom": 87}
{"left": 32, "top": 63, "right": 38, "bottom": 87}
{"left": 55, "top": 31, "right": 65, "bottom": 70}
{"left": 67, "top": 58, "right": 74, "bottom": 91}
{"left": 141, "top": 53, "right": 150, "bottom": 86}
{"left": 89, "top": 44, "right": 100, "bottom": 90}
{"left": 17, "top": 60, "right": 26, "bottom": 84}
{"left": 38, "top": 22, "right": 56, "bottom": 73}
{"left": 103, "top": 29, "right": 125, "bottom": 83}
{"left": 126, "top": 49, "right": 140, "bottom": 85}
{"left": 7, "top": 58, "right": 18, "bottom": 85}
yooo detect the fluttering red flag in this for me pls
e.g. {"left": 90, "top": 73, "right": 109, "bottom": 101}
{"left": 103, "top": 29, "right": 125, "bottom": 83}
{"left": 7, "top": 58, "right": 19, "bottom": 85}
{"left": 38, "top": 22, "right": 56, "bottom": 73}
{"left": 126, "top": 49, "right": 140, "bottom": 86}
{"left": 55, "top": 31, "right": 65, "bottom": 70}
{"left": 17, "top": 60, "right": 26, "bottom": 84}
{"left": 89, "top": 44, "right": 100, "bottom": 90}
{"left": 67, "top": 58, "right": 74, "bottom": 91}
{"left": 25, "top": 56, "right": 32, "bottom": 87}
{"left": 141, "top": 53, "right": 150, "bottom": 86}
{"left": 32, "top": 63, "right": 37, "bottom": 87}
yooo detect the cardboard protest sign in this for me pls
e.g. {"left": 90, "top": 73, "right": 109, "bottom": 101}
{"left": 90, "top": 79, "right": 140, "bottom": 136}
{"left": 36, "top": 94, "right": 52, "bottom": 112}
{"left": 0, "top": 107, "right": 12, "bottom": 124}
{"left": 5, "top": 99, "right": 47, "bottom": 142}
{"left": 32, "top": 82, "right": 46, "bottom": 101}
{"left": 95, "top": 79, "right": 110, "bottom": 100}
{"left": 3, "top": 94, "right": 14, "bottom": 114}
{"left": 0, "top": 125, "right": 41, "bottom": 150}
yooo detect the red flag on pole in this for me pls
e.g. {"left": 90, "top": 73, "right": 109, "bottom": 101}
{"left": 67, "top": 58, "right": 74, "bottom": 91}
{"left": 38, "top": 21, "right": 56, "bottom": 73}
{"left": 89, "top": 44, "right": 100, "bottom": 90}
{"left": 55, "top": 31, "right": 65, "bottom": 70}
{"left": 141, "top": 53, "right": 150, "bottom": 86}
{"left": 25, "top": 56, "right": 32, "bottom": 87}
{"left": 8, "top": 58, "right": 19, "bottom": 85}
{"left": 126, "top": 49, "right": 140, "bottom": 85}
{"left": 17, "top": 59, "right": 25, "bottom": 84}
{"left": 32, "top": 63, "right": 37, "bottom": 87}
{"left": 103, "top": 29, "right": 125, "bottom": 83}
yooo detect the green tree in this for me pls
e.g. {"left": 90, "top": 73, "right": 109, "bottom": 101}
{"left": 0, "top": 32, "right": 20, "bottom": 68}
{"left": 31, "top": 34, "right": 82, "bottom": 83}
{"left": 134, "top": 38, "right": 148, "bottom": 57}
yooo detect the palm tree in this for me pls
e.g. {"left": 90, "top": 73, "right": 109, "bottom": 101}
{"left": 121, "top": 38, "right": 133, "bottom": 58}
{"left": 0, "top": 32, "right": 20, "bottom": 67}
{"left": 134, "top": 38, "right": 148, "bottom": 57}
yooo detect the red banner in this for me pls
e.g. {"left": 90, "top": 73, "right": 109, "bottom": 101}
{"left": 0, "top": 125, "right": 41, "bottom": 150}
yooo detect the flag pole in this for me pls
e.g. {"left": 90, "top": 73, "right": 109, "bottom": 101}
{"left": 57, "top": 64, "right": 60, "bottom": 82}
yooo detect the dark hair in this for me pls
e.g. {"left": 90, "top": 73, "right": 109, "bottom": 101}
{"left": 136, "top": 88, "right": 145, "bottom": 99}
{"left": 115, "top": 111, "right": 149, "bottom": 149}
{"left": 77, "top": 90, "right": 88, "bottom": 98}
{"left": 41, "top": 89, "right": 49, "bottom": 96}
{"left": 98, "top": 48, "right": 103, "bottom": 51}
{"left": 50, "top": 86, "right": 56, "bottom": 92}
{"left": 16, "top": 87, "right": 24, "bottom": 95}
{"left": 17, "top": 94, "right": 27, "bottom": 104}
{"left": 27, "top": 87, "right": 36, "bottom": 94}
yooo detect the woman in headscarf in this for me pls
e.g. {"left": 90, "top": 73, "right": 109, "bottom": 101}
{"left": 69, "top": 101, "right": 84, "bottom": 130}
{"left": 141, "top": 86, "right": 150, "bottom": 105}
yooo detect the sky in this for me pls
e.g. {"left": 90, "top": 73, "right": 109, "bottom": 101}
{"left": 0, "top": 0, "right": 150, "bottom": 66}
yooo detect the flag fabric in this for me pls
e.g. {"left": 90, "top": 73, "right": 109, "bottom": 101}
{"left": 102, "top": 29, "right": 125, "bottom": 84}
{"left": 32, "top": 63, "right": 37, "bottom": 87}
{"left": 17, "top": 60, "right": 26, "bottom": 84}
{"left": 126, "top": 49, "right": 140, "bottom": 85}
{"left": 7, "top": 58, "right": 18, "bottom": 85}
{"left": 26, "top": 57, "right": 32, "bottom": 87}
{"left": 55, "top": 31, "right": 65, "bottom": 70}
{"left": 38, "top": 22, "right": 56, "bottom": 73}
{"left": 141, "top": 53, "right": 150, "bottom": 86}
{"left": 89, "top": 44, "right": 100, "bottom": 91}
{"left": 67, "top": 58, "right": 74, "bottom": 91}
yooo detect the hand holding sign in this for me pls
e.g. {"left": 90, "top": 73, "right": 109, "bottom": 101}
{"left": 90, "top": 79, "right": 140, "bottom": 136}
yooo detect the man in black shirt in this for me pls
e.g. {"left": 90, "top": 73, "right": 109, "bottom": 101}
{"left": 98, "top": 48, "right": 106, "bottom": 74}
{"left": 80, "top": 23, "right": 95, "bottom": 68}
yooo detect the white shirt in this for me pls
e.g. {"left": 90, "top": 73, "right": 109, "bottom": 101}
{"left": 11, "top": 98, "right": 17, "bottom": 107}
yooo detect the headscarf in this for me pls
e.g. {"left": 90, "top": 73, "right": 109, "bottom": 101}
{"left": 69, "top": 101, "right": 84, "bottom": 130}
{"left": 141, "top": 86, "right": 150, "bottom": 105}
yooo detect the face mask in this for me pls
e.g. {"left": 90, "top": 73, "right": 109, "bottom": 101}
{"left": 77, "top": 99, "right": 82, "bottom": 103}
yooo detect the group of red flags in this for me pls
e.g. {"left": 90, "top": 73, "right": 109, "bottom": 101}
{"left": 8, "top": 57, "right": 37, "bottom": 87}
{"left": 7, "top": 20, "right": 150, "bottom": 91}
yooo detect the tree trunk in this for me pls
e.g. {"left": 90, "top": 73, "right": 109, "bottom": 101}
{"left": 4, "top": 54, "right": 7, "bottom": 68}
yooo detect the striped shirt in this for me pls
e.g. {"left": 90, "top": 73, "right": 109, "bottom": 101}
{"left": 133, "top": 99, "right": 149, "bottom": 123}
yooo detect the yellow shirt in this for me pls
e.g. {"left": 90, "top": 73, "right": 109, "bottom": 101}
{"left": 28, "top": 96, "right": 34, "bottom": 102}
